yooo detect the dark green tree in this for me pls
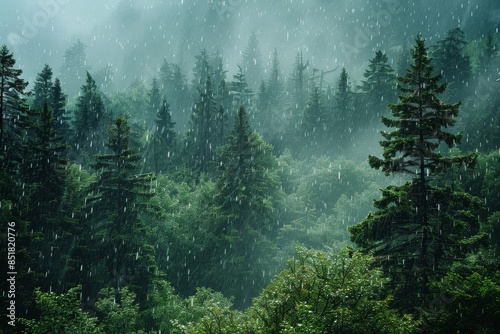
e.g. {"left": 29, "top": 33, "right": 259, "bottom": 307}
{"left": 188, "top": 75, "right": 219, "bottom": 174}
{"left": 0, "top": 44, "right": 28, "bottom": 159}
{"left": 358, "top": 50, "right": 396, "bottom": 123}
{"left": 19, "top": 102, "right": 68, "bottom": 289}
{"left": 50, "top": 78, "right": 70, "bottom": 137}
{"left": 334, "top": 67, "right": 354, "bottom": 148}
{"left": 74, "top": 72, "right": 107, "bottom": 157}
{"left": 432, "top": 28, "right": 471, "bottom": 100}
{"left": 147, "top": 77, "right": 162, "bottom": 130}
{"left": 300, "top": 87, "right": 330, "bottom": 153}
{"left": 212, "top": 107, "right": 280, "bottom": 305}
{"left": 349, "top": 36, "right": 486, "bottom": 310}
{"left": 152, "top": 99, "right": 176, "bottom": 174}
{"left": 32, "top": 64, "right": 54, "bottom": 110}
{"left": 87, "top": 117, "right": 156, "bottom": 305}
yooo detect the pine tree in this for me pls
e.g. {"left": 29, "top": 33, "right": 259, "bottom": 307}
{"left": 32, "top": 64, "right": 54, "bottom": 110}
{"left": 152, "top": 99, "right": 176, "bottom": 174}
{"left": 74, "top": 72, "right": 107, "bottom": 157}
{"left": 50, "top": 78, "right": 70, "bottom": 137}
{"left": 213, "top": 106, "right": 280, "bottom": 305}
{"left": 0, "top": 45, "right": 28, "bottom": 157}
{"left": 349, "top": 36, "right": 486, "bottom": 310}
{"left": 19, "top": 102, "right": 68, "bottom": 291}
{"left": 241, "top": 31, "right": 263, "bottom": 90}
{"left": 301, "top": 87, "right": 329, "bottom": 152}
{"left": 334, "top": 67, "right": 354, "bottom": 148}
{"left": 87, "top": 117, "right": 156, "bottom": 305}
{"left": 291, "top": 51, "right": 309, "bottom": 113}
{"left": 432, "top": 28, "right": 471, "bottom": 100}
{"left": 147, "top": 77, "right": 162, "bottom": 130}
{"left": 231, "top": 65, "right": 253, "bottom": 110}
{"left": 358, "top": 51, "right": 396, "bottom": 123}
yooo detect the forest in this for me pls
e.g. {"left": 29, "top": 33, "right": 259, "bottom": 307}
{"left": 1, "top": 1, "right": 500, "bottom": 333}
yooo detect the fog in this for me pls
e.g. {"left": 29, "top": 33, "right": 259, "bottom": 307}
{"left": 2, "top": 0, "right": 499, "bottom": 86}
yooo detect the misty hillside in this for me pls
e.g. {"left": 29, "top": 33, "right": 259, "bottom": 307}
{"left": 1, "top": 1, "right": 500, "bottom": 333}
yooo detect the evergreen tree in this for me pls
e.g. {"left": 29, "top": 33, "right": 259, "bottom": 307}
{"left": 189, "top": 75, "right": 219, "bottom": 174}
{"left": 432, "top": 28, "right": 471, "bottom": 100}
{"left": 477, "top": 32, "right": 498, "bottom": 76}
{"left": 266, "top": 49, "right": 284, "bottom": 108}
{"left": 397, "top": 44, "right": 412, "bottom": 77}
{"left": 159, "top": 60, "right": 190, "bottom": 130}
{"left": 300, "top": 87, "right": 329, "bottom": 153}
{"left": 59, "top": 39, "right": 90, "bottom": 96}
{"left": 19, "top": 102, "right": 69, "bottom": 291}
{"left": 147, "top": 77, "right": 162, "bottom": 130}
{"left": 87, "top": 117, "right": 156, "bottom": 305}
{"left": 32, "top": 64, "right": 54, "bottom": 110}
{"left": 241, "top": 31, "right": 263, "bottom": 90}
{"left": 291, "top": 51, "right": 309, "bottom": 113}
{"left": 349, "top": 36, "right": 486, "bottom": 310}
{"left": 0, "top": 45, "right": 28, "bottom": 158}
{"left": 334, "top": 67, "right": 354, "bottom": 148}
{"left": 74, "top": 72, "right": 107, "bottom": 157}
{"left": 152, "top": 99, "right": 176, "bottom": 174}
{"left": 213, "top": 106, "right": 280, "bottom": 305}
{"left": 230, "top": 65, "right": 253, "bottom": 110}
{"left": 50, "top": 78, "right": 70, "bottom": 138}
{"left": 358, "top": 50, "right": 396, "bottom": 123}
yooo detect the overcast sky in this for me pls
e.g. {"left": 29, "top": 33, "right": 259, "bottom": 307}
{"left": 1, "top": 0, "right": 498, "bottom": 86}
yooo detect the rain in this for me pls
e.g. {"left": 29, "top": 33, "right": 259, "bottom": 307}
{"left": 1, "top": 0, "right": 500, "bottom": 333}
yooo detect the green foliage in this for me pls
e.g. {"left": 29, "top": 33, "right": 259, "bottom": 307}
{"left": 20, "top": 286, "right": 104, "bottom": 334}
{"left": 358, "top": 50, "right": 396, "bottom": 123}
{"left": 426, "top": 271, "right": 500, "bottom": 333}
{"left": 350, "top": 35, "right": 485, "bottom": 309}
{"left": 247, "top": 248, "right": 418, "bottom": 334}
{"left": 96, "top": 287, "right": 144, "bottom": 334}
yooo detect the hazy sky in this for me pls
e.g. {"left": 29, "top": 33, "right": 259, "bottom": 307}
{"left": 1, "top": 0, "right": 498, "bottom": 86}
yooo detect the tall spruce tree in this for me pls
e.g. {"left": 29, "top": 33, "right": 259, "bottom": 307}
{"left": 358, "top": 50, "right": 396, "bottom": 123}
{"left": 334, "top": 67, "right": 354, "bottom": 148}
{"left": 432, "top": 28, "right": 471, "bottom": 100}
{"left": 87, "top": 117, "right": 156, "bottom": 305}
{"left": 74, "top": 72, "right": 107, "bottom": 157}
{"left": 213, "top": 106, "right": 280, "bottom": 305}
{"left": 50, "top": 78, "right": 70, "bottom": 137}
{"left": 32, "top": 64, "right": 54, "bottom": 110}
{"left": 152, "top": 99, "right": 176, "bottom": 174}
{"left": 241, "top": 31, "right": 263, "bottom": 90}
{"left": 0, "top": 45, "right": 28, "bottom": 159}
{"left": 349, "top": 36, "right": 485, "bottom": 310}
{"left": 20, "top": 102, "right": 69, "bottom": 291}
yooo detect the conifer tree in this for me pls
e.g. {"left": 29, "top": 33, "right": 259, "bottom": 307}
{"left": 334, "top": 67, "right": 354, "bottom": 148}
{"left": 231, "top": 65, "right": 253, "bottom": 110}
{"left": 50, "top": 78, "right": 70, "bottom": 137}
{"left": 358, "top": 51, "right": 396, "bottom": 123}
{"left": 301, "top": 87, "right": 329, "bottom": 152}
{"left": 291, "top": 51, "right": 309, "bottom": 113}
{"left": 349, "top": 36, "right": 485, "bottom": 310}
{"left": 432, "top": 28, "right": 471, "bottom": 100}
{"left": 87, "top": 117, "right": 156, "bottom": 305}
{"left": 74, "top": 72, "right": 107, "bottom": 157}
{"left": 241, "top": 31, "right": 263, "bottom": 90}
{"left": 0, "top": 45, "right": 28, "bottom": 156}
{"left": 32, "top": 64, "right": 54, "bottom": 110}
{"left": 20, "top": 102, "right": 68, "bottom": 291}
{"left": 152, "top": 99, "right": 176, "bottom": 174}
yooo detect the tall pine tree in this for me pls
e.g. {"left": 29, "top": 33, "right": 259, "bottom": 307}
{"left": 349, "top": 36, "right": 485, "bottom": 310}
